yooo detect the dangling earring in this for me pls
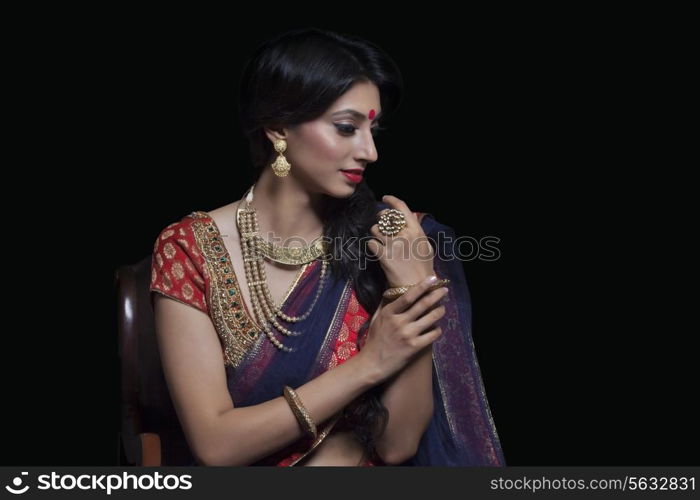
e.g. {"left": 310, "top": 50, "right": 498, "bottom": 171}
{"left": 271, "top": 139, "right": 291, "bottom": 177}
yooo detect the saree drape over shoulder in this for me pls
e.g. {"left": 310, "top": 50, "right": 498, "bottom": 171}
{"left": 149, "top": 202, "right": 505, "bottom": 466}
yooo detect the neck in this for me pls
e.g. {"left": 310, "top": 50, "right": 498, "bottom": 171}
{"left": 246, "top": 168, "right": 326, "bottom": 245}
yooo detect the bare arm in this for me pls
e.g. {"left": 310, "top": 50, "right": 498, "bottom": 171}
{"left": 371, "top": 282, "right": 447, "bottom": 464}
{"left": 153, "top": 294, "right": 386, "bottom": 466}
{"left": 375, "top": 342, "right": 434, "bottom": 464}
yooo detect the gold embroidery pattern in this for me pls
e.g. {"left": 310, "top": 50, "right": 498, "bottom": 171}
{"left": 312, "top": 280, "right": 351, "bottom": 372}
{"left": 192, "top": 273, "right": 205, "bottom": 288}
{"left": 163, "top": 242, "right": 176, "bottom": 259}
{"left": 184, "top": 259, "right": 196, "bottom": 274}
{"left": 336, "top": 341, "right": 356, "bottom": 361}
{"left": 188, "top": 211, "right": 261, "bottom": 368}
{"left": 348, "top": 315, "right": 365, "bottom": 333}
{"left": 338, "top": 323, "right": 349, "bottom": 342}
{"left": 347, "top": 293, "right": 359, "bottom": 314}
{"left": 172, "top": 261, "right": 185, "bottom": 280}
{"left": 162, "top": 272, "right": 172, "bottom": 291}
{"left": 182, "top": 282, "right": 194, "bottom": 301}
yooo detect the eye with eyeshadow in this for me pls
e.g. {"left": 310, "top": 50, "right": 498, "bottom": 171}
{"left": 335, "top": 123, "right": 386, "bottom": 137}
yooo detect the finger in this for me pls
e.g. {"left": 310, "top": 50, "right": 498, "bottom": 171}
{"left": 411, "top": 325, "right": 444, "bottom": 350}
{"left": 389, "top": 275, "right": 441, "bottom": 314}
{"left": 409, "top": 303, "right": 447, "bottom": 335}
{"left": 377, "top": 206, "right": 416, "bottom": 224}
{"left": 404, "top": 286, "right": 449, "bottom": 322}
{"left": 366, "top": 237, "right": 384, "bottom": 257}
{"left": 369, "top": 223, "right": 388, "bottom": 244}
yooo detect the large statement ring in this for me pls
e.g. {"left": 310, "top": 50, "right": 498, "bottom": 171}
{"left": 378, "top": 208, "right": 407, "bottom": 237}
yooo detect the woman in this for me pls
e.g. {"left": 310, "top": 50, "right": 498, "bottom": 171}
{"left": 150, "top": 27, "right": 505, "bottom": 466}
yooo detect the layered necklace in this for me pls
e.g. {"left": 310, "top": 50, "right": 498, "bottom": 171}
{"left": 236, "top": 184, "right": 330, "bottom": 352}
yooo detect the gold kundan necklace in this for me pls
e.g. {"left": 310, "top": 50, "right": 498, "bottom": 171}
{"left": 236, "top": 184, "right": 330, "bottom": 352}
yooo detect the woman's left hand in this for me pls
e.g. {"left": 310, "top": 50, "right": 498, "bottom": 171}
{"left": 366, "top": 195, "right": 436, "bottom": 289}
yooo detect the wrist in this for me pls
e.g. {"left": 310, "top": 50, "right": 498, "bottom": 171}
{"left": 351, "top": 349, "right": 386, "bottom": 387}
{"left": 387, "top": 270, "right": 437, "bottom": 289}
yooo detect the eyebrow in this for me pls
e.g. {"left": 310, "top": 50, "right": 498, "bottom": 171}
{"left": 331, "top": 108, "right": 383, "bottom": 122}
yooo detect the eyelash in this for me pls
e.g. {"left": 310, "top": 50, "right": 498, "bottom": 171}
{"left": 335, "top": 124, "right": 386, "bottom": 137}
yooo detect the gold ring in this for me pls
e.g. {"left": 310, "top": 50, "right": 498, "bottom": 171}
{"left": 378, "top": 208, "right": 407, "bottom": 237}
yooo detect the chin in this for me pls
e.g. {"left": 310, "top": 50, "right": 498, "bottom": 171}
{"left": 319, "top": 180, "right": 358, "bottom": 200}
{"left": 335, "top": 183, "right": 359, "bottom": 199}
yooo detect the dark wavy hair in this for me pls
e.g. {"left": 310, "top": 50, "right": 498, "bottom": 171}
{"left": 238, "top": 27, "right": 404, "bottom": 462}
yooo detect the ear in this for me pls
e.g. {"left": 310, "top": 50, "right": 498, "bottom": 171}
{"left": 263, "top": 126, "right": 287, "bottom": 143}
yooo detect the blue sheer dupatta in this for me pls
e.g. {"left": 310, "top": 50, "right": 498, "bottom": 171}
{"left": 399, "top": 211, "right": 506, "bottom": 466}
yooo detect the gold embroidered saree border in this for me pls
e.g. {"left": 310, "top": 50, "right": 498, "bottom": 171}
{"left": 286, "top": 280, "right": 351, "bottom": 466}
{"left": 279, "top": 261, "right": 311, "bottom": 308}
{"left": 469, "top": 332, "right": 504, "bottom": 461}
{"left": 188, "top": 211, "right": 261, "bottom": 368}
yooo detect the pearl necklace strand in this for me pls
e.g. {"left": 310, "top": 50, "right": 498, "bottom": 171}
{"left": 237, "top": 184, "right": 330, "bottom": 352}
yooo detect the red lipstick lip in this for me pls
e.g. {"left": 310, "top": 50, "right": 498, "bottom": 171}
{"left": 340, "top": 168, "right": 365, "bottom": 174}
{"left": 340, "top": 170, "right": 363, "bottom": 183}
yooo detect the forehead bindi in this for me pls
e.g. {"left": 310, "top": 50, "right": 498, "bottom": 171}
{"left": 331, "top": 108, "right": 383, "bottom": 122}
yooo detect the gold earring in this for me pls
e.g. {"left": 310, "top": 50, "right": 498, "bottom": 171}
{"left": 271, "top": 139, "right": 291, "bottom": 177}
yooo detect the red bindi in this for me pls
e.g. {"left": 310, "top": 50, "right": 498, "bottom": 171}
{"left": 368, "top": 109, "right": 376, "bottom": 120}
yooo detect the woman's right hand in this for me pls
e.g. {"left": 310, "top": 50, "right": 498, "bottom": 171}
{"left": 358, "top": 275, "right": 449, "bottom": 384}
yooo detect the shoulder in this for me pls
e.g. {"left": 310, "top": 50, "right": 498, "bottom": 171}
{"left": 150, "top": 212, "right": 209, "bottom": 314}
{"left": 205, "top": 200, "right": 241, "bottom": 241}
{"left": 152, "top": 213, "right": 200, "bottom": 256}
{"left": 151, "top": 210, "right": 217, "bottom": 278}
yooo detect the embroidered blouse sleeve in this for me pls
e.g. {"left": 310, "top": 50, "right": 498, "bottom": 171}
{"left": 150, "top": 220, "right": 209, "bottom": 314}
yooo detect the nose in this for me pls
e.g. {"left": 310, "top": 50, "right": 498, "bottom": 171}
{"left": 356, "top": 127, "right": 379, "bottom": 165}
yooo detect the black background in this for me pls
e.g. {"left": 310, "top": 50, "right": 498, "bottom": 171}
{"left": 3, "top": 14, "right": 695, "bottom": 466}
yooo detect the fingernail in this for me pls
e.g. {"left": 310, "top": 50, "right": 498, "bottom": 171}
{"left": 426, "top": 275, "right": 437, "bottom": 284}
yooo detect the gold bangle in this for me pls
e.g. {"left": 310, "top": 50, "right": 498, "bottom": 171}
{"left": 382, "top": 278, "right": 451, "bottom": 301}
{"left": 382, "top": 284, "right": 415, "bottom": 301}
{"left": 283, "top": 386, "right": 318, "bottom": 440}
